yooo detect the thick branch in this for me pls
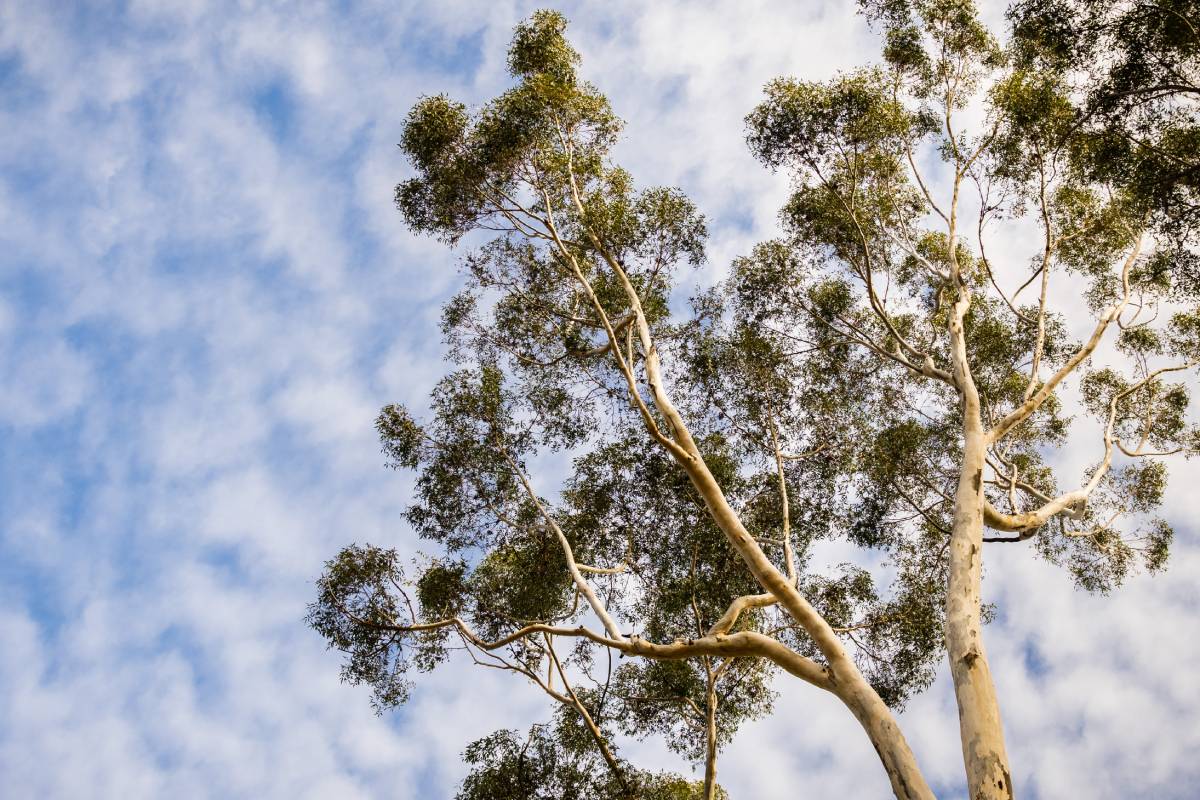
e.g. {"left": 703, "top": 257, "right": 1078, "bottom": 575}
{"left": 707, "top": 593, "right": 778, "bottom": 636}
{"left": 989, "top": 235, "right": 1143, "bottom": 443}
{"left": 381, "top": 616, "right": 833, "bottom": 690}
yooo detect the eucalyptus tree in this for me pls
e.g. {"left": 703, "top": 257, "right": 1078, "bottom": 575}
{"left": 310, "top": 5, "right": 1199, "bottom": 799}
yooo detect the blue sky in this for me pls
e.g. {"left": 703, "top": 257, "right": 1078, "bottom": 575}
{"left": 1, "top": 2, "right": 1198, "bottom": 798}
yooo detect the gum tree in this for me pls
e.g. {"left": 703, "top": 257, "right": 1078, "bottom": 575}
{"left": 310, "top": 5, "right": 1199, "bottom": 799}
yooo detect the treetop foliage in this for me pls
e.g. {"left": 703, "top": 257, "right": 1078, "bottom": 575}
{"left": 1010, "top": 0, "right": 1200, "bottom": 276}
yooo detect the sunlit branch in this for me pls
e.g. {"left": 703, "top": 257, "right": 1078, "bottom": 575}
{"left": 707, "top": 593, "right": 778, "bottom": 637}
{"left": 984, "top": 361, "right": 1194, "bottom": 534}
{"left": 989, "top": 234, "right": 1144, "bottom": 444}
{"left": 371, "top": 614, "right": 833, "bottom": 690}
{"left": 500, "top": 448, "right": 627, "bottom": 642}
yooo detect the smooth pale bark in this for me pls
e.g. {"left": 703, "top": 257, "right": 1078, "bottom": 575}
{"left": 672, "top": 449, "right": 935, "bottom": 800}
{"left": 831, "top": 680, "right": 937, "bottom": 800}
{"left": 596, "top": 254, "right": 935, "bottom": 797}
{"left": 947, "top": 421, "right": 1013, "bottom": 799}
{"left": 947, "top": 289, "right": 1014, "bottom": 799}
{"left": 948, "top": 238, "right": 1142, "bottom": 796}
{"left": 608, "top": 257, "right": 932, "bottom": 799}
{"left": 707, "top": 593, "right": 776, "bottom": 635}
{"left": 537, "top": 144, "right": 935, "bottom": 800}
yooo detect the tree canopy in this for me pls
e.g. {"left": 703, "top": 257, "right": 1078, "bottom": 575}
{"left": 309, "top": 5, "right": 1199, "bottom": 798}
{"left": 1010, "top": 0, "right": 1200, "bottom": 284}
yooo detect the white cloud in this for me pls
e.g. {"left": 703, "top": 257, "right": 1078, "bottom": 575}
{"left": 0, "top": 336, "right": 92, "bottom": 429}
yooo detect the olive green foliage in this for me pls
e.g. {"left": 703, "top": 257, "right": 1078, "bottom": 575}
{"left": 455, "top": 707, "right": 726, "bottom": 800}
{"left": 318, "top": 11, "right": 739, "bottom": 792}
{"left": 1010, "top": 0, "right": 1200, "bottom": 290}
{"left": 308, "top": 545, "right": 414, "bottom": 711}
{"left": 727, "top": 0, "right": 1196, "bottom": 668}
{"left": 309, "top": 4, "right": 1199, "bottom": 795}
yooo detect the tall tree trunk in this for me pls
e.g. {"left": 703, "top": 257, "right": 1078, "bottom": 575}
{"left": 947, "top": 306, "right": 1014, "bottom": 799}
{"left": 591, "top": 247, "right": 934, "bottom": 799}
{"left": 703, "top": 674, "right": 719, "bottom": 800}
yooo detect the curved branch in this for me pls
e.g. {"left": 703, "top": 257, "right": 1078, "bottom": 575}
{"left": 989, "top": 235, "right": 1144, "bottom": 444}
{"left": 376, "top": 616, "right": 833, "bottom": 690}
{"left": 545, "top": 634, "right": 629, "bottom": 788}
{"left": 983, "top": 360, "right": 1195, "bottom": 534}
{"left": 707, "top": 593, "right": 778, "bottom": 636}
{"left": 501, "top": 449, "right": 626, "bottom": 642}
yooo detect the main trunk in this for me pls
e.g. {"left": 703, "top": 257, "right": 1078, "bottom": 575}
{"left": 946, "top": 415, "right": 1013, "bottom": 799}
{"left": 611, "top": 278, "right": 934, "bottom": 799}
